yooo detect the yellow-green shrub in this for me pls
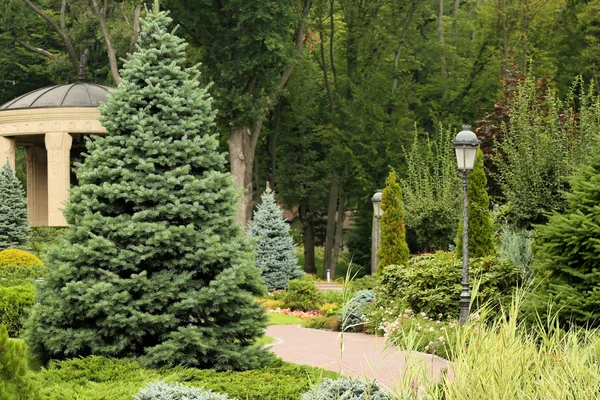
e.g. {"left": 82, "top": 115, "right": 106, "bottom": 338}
{"left": 0, "top": 249, "right": 43, "bottom": 268}
{"left": 0, "top": 284, "right": 35, "bottom": 337}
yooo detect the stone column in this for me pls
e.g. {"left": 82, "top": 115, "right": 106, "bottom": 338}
{"left": 0, "top": 136, "right": 16, "bottom": 169}
{"left": 26, "top": 146, "right": 48, "bottom": 226}
{"left": 45, "top": 132, "right": 72, "bottom": 226}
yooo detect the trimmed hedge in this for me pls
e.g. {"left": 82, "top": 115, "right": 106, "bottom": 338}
{"left": 0, "top": 249, "right": 43, "bottom": 268}
{"left": 0, "top": 264, "right": 44, "bottom": 280}
{"left": 0, "top": 284, "right": 35, "bottom": 337}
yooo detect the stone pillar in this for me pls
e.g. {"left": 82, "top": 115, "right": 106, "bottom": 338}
{"left": 45, "top": 132, "right": 72, "bottom": 226}
{"left": 26, "top": 146, "right": 48, "bottom": 226}
{"left": 0, "top": 136, "right": 16, "bottom": 169}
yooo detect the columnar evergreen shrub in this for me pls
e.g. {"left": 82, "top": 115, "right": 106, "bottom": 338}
{"left": 456, "top": 149, "right": 495, "bottom": 258}
{"left": 0, "top": 284, "right": 35, "bottom": 337}
{"left": 0, "top": 161, "right": 30, "bottom": 251}
{"left": 301, "top": 377, "right": 391, "bottom": 400}
{"left": 25, "top": 5, "right": 270, "bottom": 370}
{"left": 402, "top": 126, "right": 461, "bottom": 252}
{"left": 377, "top": 171, "right": 409, "bottom": 274}
{"left": 341, "top": 289, "right": 375, "bottom": 332}
{"left": 0, "top": 326, "right": 40, "bottom": 399}
{"left": 528, "top": 140, "right": 600, "bottom": 327}
{"left": 135, "top": 382, "right": 235, "bottom": 400}
{"left": 249, "top": 189, "right": 303, "bottom": 290}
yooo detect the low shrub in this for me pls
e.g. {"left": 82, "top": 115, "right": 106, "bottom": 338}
{"left": 349, "top": 275, "right": 378, "bottom": 292}
{"left": 0, "top": 249, "right": 43, "bottom": 268}
{"left": 301, "top": 377, "right": 391, "bottom": 400}
{"left": 282, "top": 276, "right": 322, "bottom": 311}
{"left": 29, "top": 226, "right": 68, "bottom": 256}
{"left": 259, "top": 299, "right": 284, "bottom": 309}
{"left": 498, "top": 227, "right": 534, "bottom": 280}
{"left": 134, "top": 381, "right": 234, "bottom": 400}
{"left": 341, "top": 290, "right": 375, "bottom": 332}
{"left": 34, "top": 356, "right": 339, "bottom": 400}
{"left": 0, "top": 284, "right": 35, "bottom": 337}
{"left": 379, "top": 252, "right": 521, "bottom": 317}
{"left": 320, "top": 303, "right": 341, "bottom": 317}
{"left": 0, "top": 326, "right": 41, "bottom": 399}
{"left": 302, "top": 315, "right": 340, "bottom": 331}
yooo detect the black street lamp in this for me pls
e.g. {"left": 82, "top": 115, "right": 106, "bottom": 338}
{"left": 454, "top": 125, "right": 479, "bottom": 325}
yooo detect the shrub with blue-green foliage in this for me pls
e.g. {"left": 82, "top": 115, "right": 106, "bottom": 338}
{"left": 499, "top": 227, "right": 534, "bottom": 280}
{"left": 301, "top": 377, "right": 391, "bottom": 400}
{"left": 249, "top": 189, "right": 303, "bottom": 290}
{"left": 0, "top": 161, "right": 31, "bottom": 251}
{"left": 341, "top": 290, "right": 375, "bottom": 332}
{"left": 134, "top": 382, "right": 234, "bottom": 400}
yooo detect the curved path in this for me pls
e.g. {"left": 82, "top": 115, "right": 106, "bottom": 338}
{"left": 266, "top": 325, "right": 450, "bottom": 390}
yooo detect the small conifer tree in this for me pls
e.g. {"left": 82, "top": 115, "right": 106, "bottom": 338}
{"left": 0, "top": 161, "right": 30, "bottom": 251}
{"left": 249, "top": 189, "right": 303, "bottom": 290}
{"left": 528, "top": 140, "right": 600, "bottom": 327}
{"left": 25, "top": 4, "right": 270, "bottom": 370}
{"left": 377, "top": 170, "right": 410, "bottom": 274}
{"left": 0, "top": 326, "right": 40, "bottom": 400}
{"left": 456, "top": 148, "right": 495, "bottom": 258}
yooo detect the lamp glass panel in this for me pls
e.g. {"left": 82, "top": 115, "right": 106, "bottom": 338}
{"left": 455, "top": 148, "right": 465, "bottom": 169}
{"left": 464, "top": 147, "right": 478, "bottom": 170}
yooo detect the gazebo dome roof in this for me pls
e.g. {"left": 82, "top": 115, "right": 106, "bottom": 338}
{"left": 0, "top": 83, "right": 112, "bottom": 111}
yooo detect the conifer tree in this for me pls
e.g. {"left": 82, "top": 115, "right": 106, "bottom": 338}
{"left": 25, "top": 4, "right": 270, "bottom": 370}
{"left": 528, "top": 140, "right": 600, "bottom": 327}
{"left": 377, "top": 170, "right": 409, "bottom": 274}
{"left": 0, "top": 161, "right": 30, "bottom": 251}
{"left": 249, "top": 189, "right": 303, "bottom": 290}
{"left": 456, "top": 148, "right": 495, "bottom": 258}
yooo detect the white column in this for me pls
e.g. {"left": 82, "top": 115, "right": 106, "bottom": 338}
{"left": 45, "top": 132, "right": 72, "bottom": 226}
{"left": 26, "top": 146, "right": 48, "bottom": 226}
{"left": 0, "top": 136, "right": 16, "bottom": 169}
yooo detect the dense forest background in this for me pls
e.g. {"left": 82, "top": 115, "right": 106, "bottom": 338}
{"left": 1, "top": 0, "right": 598, "bottom": 274}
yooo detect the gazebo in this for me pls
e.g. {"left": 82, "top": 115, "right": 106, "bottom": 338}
{"left": 0, "top": 83, "right": 112, "bottom": 226}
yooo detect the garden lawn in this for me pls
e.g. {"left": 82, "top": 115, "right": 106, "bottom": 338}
{"left": 33, "top": 356, "right": 339, "bottom": 400}
{"left": 268, "top": 313, "right": 304, "bottom": 325}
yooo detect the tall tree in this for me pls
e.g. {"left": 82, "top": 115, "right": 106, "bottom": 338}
{"left": 165, "top": 0, "right": 312, "bottom": 225}
{"left": 456, "top": 148, "right": 494, "bottom": 258}
{"left": 25, "top": 4, "right": 270, "bottom": 370}
{"left": 0, "top": 161, "right": 30, "bottom": 251}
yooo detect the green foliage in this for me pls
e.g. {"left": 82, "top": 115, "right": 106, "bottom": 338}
{"left": 378, "top": 252, "right": 522, "bottom": 316}
{"left": 25, "top": 6, "right": 269, "bottom": 371}
{"left": 134, "top": 381, "right": 234, "bottom": 400}
{"left": 456, "top": 149, "right": 495, "bottom": 258}
{"left": 499, "top": 227, "right": 534, "bottom": 280}
{"left": 349, "top": 275, "right": 378, "bottom": 293}
{"left": 302, "top": 315, "right": 340, "bottom": 331}
{"left": 0, "top": 249, "right": 43, "bottom": 268}
{"left": 0, "top": 264, "right": 44, "bottom": 281}
{"left": 0, "top": 284, "right": 35, "bottom": 337}
{"left": 300, "top": 377, "right": 391, "bottom": 400}
{"left": 527, "top": 139, "right": 600, "bottom": 328}
{"left": 402, "top": 127, "right": 461, "bottom": 252}
{"left": 28, "top": 227, "right": 68, "bottom": 257}
{"left": 33, "top": 356, "right": 339, "bottom": 400}
{"left": 282, "top": 276, "right": 322, "bottom": 311}
{"left": 249, "top": 190, "right": 304, "bottom": 290}
{"left": 0, "top": 161, "right": 30, "bottom": 251}
{"left": 341, "top": 290, "right": 375, "bottom": 332}
{"left": 0, "top": 326, "right": 40, "bottom": 400}
{"left": 377, "top": 171, "right": 409, "bottom": 274}
{"left": 494, "top": 75, "right": 600, "bottom": 228}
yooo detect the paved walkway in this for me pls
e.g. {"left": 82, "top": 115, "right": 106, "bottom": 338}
{"left": 266, "top": 325, "right": 450, "bottom": 390}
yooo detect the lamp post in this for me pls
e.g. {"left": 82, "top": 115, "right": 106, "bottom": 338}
{"left": 371, "top": 189, "right": 383, "bottom": 275}
{"left": 454, "top": 125, "right": 480, "bottom": 325}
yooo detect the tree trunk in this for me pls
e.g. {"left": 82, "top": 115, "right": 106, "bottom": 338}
{"left": 228, "top": 125, "right": 259, "bottom": 226}
{"left": 323, "top": 172, "right": 340, "bottom": 279}
{"left": 439, "top": 0, "right": 447, "bottom": 78}
{"left": 270, "top": 98, "right": 283, "bottom": 191}
{"left": 299, "top": 198, "right": 317, "bottom": 274}
{"left": 331, "top": 193, "right": 346, "bottom": 279}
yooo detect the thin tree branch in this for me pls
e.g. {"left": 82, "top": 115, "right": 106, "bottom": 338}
{"left": 12, "top": 34, "right": 59, "bottom": 61}
{"left": 129, "top": 3, "right": 142, "bottom": 54}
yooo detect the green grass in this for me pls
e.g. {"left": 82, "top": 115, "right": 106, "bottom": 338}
{"left": 256, "top": 335, "right": 276, "bottom": 346}
{"left": 296, "top": 246, "right": 359, "bottom": 280}
{"left": 267, "top": 313, "right": 304, "bottom": 325}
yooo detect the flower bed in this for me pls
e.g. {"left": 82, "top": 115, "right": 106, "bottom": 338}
{"left": 266, "top": 307, "right": 324, "bottom": 319}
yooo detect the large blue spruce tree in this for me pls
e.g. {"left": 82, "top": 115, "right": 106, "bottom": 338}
{"left": 26, "top": 4, "right": 270, "bottom": 370}
{"left": 249, "top": 189, "right": 303, "bottom": 290}
{"left": 0, "top": 161, "right": 30, "bottom": 251}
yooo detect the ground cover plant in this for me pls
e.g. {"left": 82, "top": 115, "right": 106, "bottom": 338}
{"left": 0, "top": 161, "right": 30, "bottom": 251}
{"left": 301, "top": 377, "right": 391, "bottom": 400}
{"left": 25, "top": 4, "right": 270, "bottom": 370}
{"left": 249, "top": 189, "right": 303, "bottom": 290}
